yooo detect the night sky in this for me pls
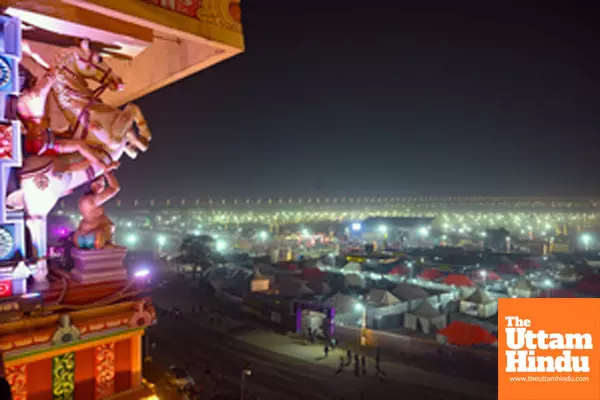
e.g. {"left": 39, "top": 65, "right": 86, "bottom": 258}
{"left": 119, "top": 1, "right": 600, "bottom": 201}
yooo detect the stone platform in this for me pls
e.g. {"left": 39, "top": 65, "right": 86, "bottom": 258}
{"left": 71, "top": 246, "right": 128, "bottom": 283}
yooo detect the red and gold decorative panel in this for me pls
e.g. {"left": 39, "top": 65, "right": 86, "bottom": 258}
{"left": 6, "top": 364, "right": 26, "bottom": 400}
{"left": 0, "top": 124, "right": 13, "bottom": 160}
{"left": 26, "top": 357, "right": 52, "bottom": 400}
{"left": 114, "top": 338, "right": 132, "bottom": 392}
{"left": 143, "top": 0, "right": 202, "bottom": 18}
{"left": 95, "top": 342, "right": 116, "bottom": 399}
{"left": 75, "top": 347, "right": 95, "bottom": 399}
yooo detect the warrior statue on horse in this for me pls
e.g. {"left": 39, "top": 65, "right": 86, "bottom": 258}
{"left": 6, "top": 39, "right": 152, "bottom": 279}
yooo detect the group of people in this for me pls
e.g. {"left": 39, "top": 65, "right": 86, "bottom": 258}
{"left": 333, "top": 346, "right": 386, "bottom": 381}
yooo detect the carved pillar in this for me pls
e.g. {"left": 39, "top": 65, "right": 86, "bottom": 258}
{"left": 130, "top": 335, "right": 142, "bottom": 388}
{"left": 52, "top": 352, "right": 76, "bottom": 399}
{"left": 95, "top": 342, "right": 116, "bottom": 399}
{"left": 6, "top": 364, "right": 27, "bottom": 400}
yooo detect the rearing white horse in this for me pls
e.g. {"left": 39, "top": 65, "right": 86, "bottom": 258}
{"left": 7, "top": 40, "right": 151, "bottom": 281}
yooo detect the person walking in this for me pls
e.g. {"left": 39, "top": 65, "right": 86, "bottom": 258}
{"left": 360, "top": 354, "right": 367, "bottom": 375}
{"left": 324, "top": 344, "right": 330, "bottom": 358}
{"left": 335, "top": 356, "right": 345, "bottom": 375}
{"left": 346, "top": 347, "right": 352, "bottom": 366}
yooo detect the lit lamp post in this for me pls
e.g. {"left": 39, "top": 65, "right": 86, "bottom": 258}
{"left": 580, "top": 233, "right": 592, "bottom": 251}
{"left": 156, "top": 235, "right": 166, "bottom": 254}
{"left": 240, "top": 363, "right": 252, "bottom": 400}
{"left": 125, "top": 233, "right": 138, "bottom": 248}
{"left": 354, "top": 302, "right": 367, "bottom": 346}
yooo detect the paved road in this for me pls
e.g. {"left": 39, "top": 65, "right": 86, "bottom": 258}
{"left": 147, "top": 271, "right": 497, "bottom": 399}
{"left": 147, "top": 310, "right": 496, "bottom": 400}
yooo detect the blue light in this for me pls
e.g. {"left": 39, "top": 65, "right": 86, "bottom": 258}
{"left": 351, "top": 222, "right": 362, "bottom": 232}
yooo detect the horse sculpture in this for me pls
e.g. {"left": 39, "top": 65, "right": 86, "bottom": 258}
{"left": 6, "top": 40, "right": 152, "bottom": 281}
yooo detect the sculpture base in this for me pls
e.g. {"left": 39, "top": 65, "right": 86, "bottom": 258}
{"left": 71, "top": 246, "right": 128, "bottom": 284}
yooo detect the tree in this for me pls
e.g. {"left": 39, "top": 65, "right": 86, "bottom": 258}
{"left": 178, "top": 234, "right": 218, "bottom": 280}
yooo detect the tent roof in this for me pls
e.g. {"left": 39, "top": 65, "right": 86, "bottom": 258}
{"left": 438, "top": 321, "right": 497, "bottom": 346}
{"left": 389, "top": 265, "right": 410, "bottom": 275}
{"left": 344, "top": 274, "right": 365, "bottom": 286}
{"left": 392, "top": 283, "right": 429, "bottom": 300}
{"left": 323, "top": 293, "right": 359, "bottom": 314}
{"left": 305, "top": 280, "right": 331, "bottom": 294}
{"left": 302, "top": 268, "right": 327, "bottom": 279}
{"left": 342, "top": 262, "right": 362, "bottom": 272}
{"left": 497, "top": 264, "right": 525, "bottom": 275}
{"left": 514, "top": 276, "right": 536, "bottom": 291}
{"left": 409, "top": 300, "right": 442, "bottom": 318}
{"left": 443, "top": 274, "right": 475, "bottom": 287}
{"left": 465, "top": 288, "right": 495, "bottom": 304}
{"left": 276, "top": 279, "right": 314, "bottom": 297}
{"left": 366, "top": 289, "right": 400, "bottom": 306}
{"left": 472, "top": 270, "right": 502, "bottom": 281}
{"left": 418, "top": 268, "right": 444, "bottom": 280}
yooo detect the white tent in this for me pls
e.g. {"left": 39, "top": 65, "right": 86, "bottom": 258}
{"left": 344, "top": 274, "right": 366, "bottom": 288}
{"left": 392, "top": 283, "right": 428, "bottom": 301}
{"left": 366, "top": 289, "right": 400, "bottom": 306}
{"left": 342, "top": 262, "right": 361, "bottom": 273}
{"left": 458, "top": 286, "right": 476, "bottom": 299}
{"left": 324, "top": 293, "right": 360, "bottom": 314}
{"left": 465, "top": 288, "right": 495, "bottom": 304}
{"left": 404, "top": 299, "right": 447, "bottom": 334}
{"left": 460, "top": 288, "right": 498, "bottom": 317}
{"left": 508, "top": 276, "right": 539, "bottom": 298}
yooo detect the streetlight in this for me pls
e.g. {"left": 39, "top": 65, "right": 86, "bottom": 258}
{"left": 125, "top": 233, "right": 138, "bottom": 247}
{"left": 418, "top": 227, "right": 429, "bottom": 237}
{"left": 216, "top": 239, "right": 227, "bottom": 252}
{"left": 580, "top": 233, "right": 592, "bottom": 251}
{"left": 240, "top": 363, "right": 252, "bottom": 400}
{"left": 354, "top": 302, "right": 367, "bottom": 346}
{"left": 378, "top": 225, "right": 387, "bottom": 234}
{"left": 259, "top": 231, "right": 268, "bottom": 241}
{"left": 156, "top": 235, "right": 166, "bottom": 253}
{"left": 481, "top": 270, "right": 487, "bottom": 286}
{"left": 351, "top": 222, "right": 362, "bottom": 232}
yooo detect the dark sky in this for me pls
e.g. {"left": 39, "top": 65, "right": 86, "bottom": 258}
{"left": 119, "top": 1, "right": 600, "bottom": 201}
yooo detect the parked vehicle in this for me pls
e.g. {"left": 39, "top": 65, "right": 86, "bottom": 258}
{"left": 165, "top": 365, "right": 195, "bottom": 391}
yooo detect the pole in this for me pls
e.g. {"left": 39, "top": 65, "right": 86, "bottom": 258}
{"left": 240, "top": 371, "right": 245, "bottom": 400}
{"left": 360, "top": 308, "right": 367, "bottom": 346}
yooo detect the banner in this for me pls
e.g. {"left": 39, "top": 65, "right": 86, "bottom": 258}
{"left": 498, "top": 298, "right": 600, "bottom": 400}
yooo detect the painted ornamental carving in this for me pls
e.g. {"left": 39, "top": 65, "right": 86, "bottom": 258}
{"left": 52, "top": 352, "right": 76, "bottom": 399}
{"left": 52, "top": 314, "right": 81, "bottom": 345}
{"left": 95, "top": 342, "right": 116, "bottom": 399}
{"left": 6, "top": 364, "right": 27, "bottom": 400}
{"left": 144, "top": 0, "right": 242, "bottom": 33}
{"left": 6, "top": 38, "right": 152, "bottom": 276}
{"left": 0, "top": 124, "right": 13, "bottom": 160}
{"left": 129, "top": 299, "right": 156, "bottom": 328}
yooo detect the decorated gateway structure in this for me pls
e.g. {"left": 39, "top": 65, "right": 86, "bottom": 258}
{"left": 0, "top": 1, "right": 243, "bottom": 399}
